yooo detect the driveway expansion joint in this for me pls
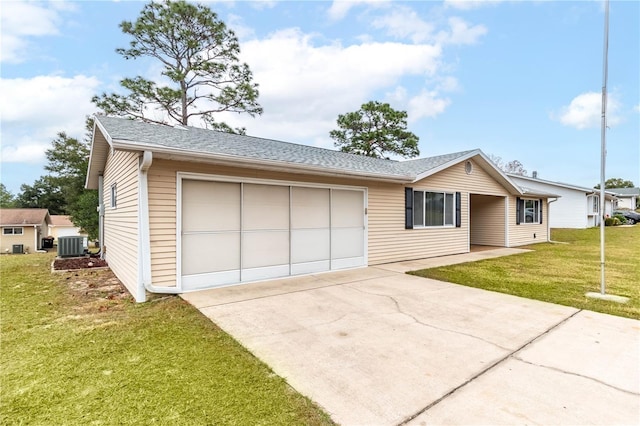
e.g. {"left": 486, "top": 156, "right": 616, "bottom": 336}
{"left": 195, "top": 272, "right": 395, "bottom": 309}
{"left": 397, "top": 308, "right": 584, "bottom": 425}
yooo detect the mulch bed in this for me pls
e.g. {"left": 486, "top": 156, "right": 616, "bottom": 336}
{"left": 53, "top": 256, "right": 109, "bottom": 271}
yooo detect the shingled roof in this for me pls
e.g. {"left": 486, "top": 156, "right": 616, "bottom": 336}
{"left": 0, "top": 209, "right": 50, "bottom": 226}
{"left": 88, "top": 116, "right": 522, "bottom": 194}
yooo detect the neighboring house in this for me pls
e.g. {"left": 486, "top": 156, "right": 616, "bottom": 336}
{"left": 87, "top": 116, "right": 551, "bottom": 302}
{"left": 609, "top": 187, "right": 639, "bottom": 210}
{"left": 49, "top": 215, "right": 88, "bottom": 246}
{"left": 508, "top": 174, "right": 617, "bottom": 228}
{"left": 0, "top": 208, "right": 51, "bottom": 254}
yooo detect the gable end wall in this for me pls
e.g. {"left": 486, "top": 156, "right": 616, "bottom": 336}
{"left": 103, "top": 149, "right": 140, "bottom": 297}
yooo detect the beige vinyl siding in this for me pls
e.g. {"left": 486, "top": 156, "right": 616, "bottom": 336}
{"left": 508, "top": 196, "right": 548, "bottom": 246}
{"left": 146, "top": 157, "right": 517, "bottom": 287}
{"left": 368, "top": 185, "right": 469, "bottom": 264}
{"left": 103, "top": 150, "right": 140, "bottom": 296}
{"left": 0, "top": 226, "right": 36, "bottom": 253}
{"left": 470, "top": 195, "right": 506, "bottom": 246}
{"left": 368, "top": 160, "right": 508, "bottom": 263}
{"left": 425, "top": 159, "right": 509, "bottom": 195}
{"left": 147, "top": 163, "right": 178, "bottom": 287}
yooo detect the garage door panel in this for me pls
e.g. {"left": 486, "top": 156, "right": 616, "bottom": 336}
{"left": 182, "top": 270, "right": 240, "bottom": 290}
{"left": 243, "top": 184, "right": 289, "bottom": 231}
{"left": 332, "top": 227, "right": 365, "bottom": 260}
{"left": 242, "top": 231, "right": 289, "bottom": 269}
{"left": 332, "top": 190, "right": 364, "bottom": 228}
{"left": 292, "top": 187, "right": 330, "bottom": 229}
{"left": 182, "top": 180, "right": 240, "bottom": 232}
{"left": 182, "top": 232, "right": 240, "bottom": 275}
{"left": 291, "top": 228, "right": 330, "bottom": 263}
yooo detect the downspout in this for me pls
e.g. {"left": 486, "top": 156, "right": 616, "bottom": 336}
{"left": 138, "top": 150, "right": 181, "bottom": 302}
{"left": 98, "top": 175, "right": 105, "bottom": 260}
{"left": 547, "top": 198, "right": 558, "bottom": 242}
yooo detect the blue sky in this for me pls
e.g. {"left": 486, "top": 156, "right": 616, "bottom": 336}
{"left": 1, "top": 0, "right": 638, "bottom": 195}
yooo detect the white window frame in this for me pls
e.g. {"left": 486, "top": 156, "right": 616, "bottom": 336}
{"left": 522, "top": 199, "right": 540, "bottom": 224}
{"left": 413, "top": 190, "right": 456, "bottom": 228}
{"left": 3, "top": 227, "right": 24, "bottom": 235}
{"left": 110, "top": 183, "right": 117, "bottom": 209}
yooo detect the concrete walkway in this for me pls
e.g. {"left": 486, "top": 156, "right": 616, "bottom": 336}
{"left": 182, "top": 249, "right": 640, "bottom": 425}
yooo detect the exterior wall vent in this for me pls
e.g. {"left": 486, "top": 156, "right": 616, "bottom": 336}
{"left": 57, "top": 236, "right": 85, "bottom": 257}
{"left": 12, "top": 244, "right": 24, "bottom": 254}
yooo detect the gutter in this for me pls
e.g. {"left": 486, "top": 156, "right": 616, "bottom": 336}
{"left": 137, "top": 150, "right": 181, "bottom": 302}
{"left": 547, "top": 198, "right": 558, "bottom": 242}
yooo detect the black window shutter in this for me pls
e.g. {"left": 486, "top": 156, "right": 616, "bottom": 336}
{"left": 455, "top": 192, "right": 461, "bottom": 227}
{"left": 405, "top": 187, "right": 413, "bottom": 229}
{"left": 516, "top": 197, "right": 521, "bottom": 225}
{"left": 539, "top": 199, "right": 543, "bottom": 224}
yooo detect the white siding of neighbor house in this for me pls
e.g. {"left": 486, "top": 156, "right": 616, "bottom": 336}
{"left": 145, "top": 158, "right": 518, "bottom": 288}
{"left": 509, "top": 177, "right": 592, "bottom": 229}
{"left": 103, "top": 150, "right": 140, "bottom": 297}
{"left": 507, "top": 196, "right": 547, "bottom": 246}
{"left": 616, "top": 197, "right": 636, "bottom": 210}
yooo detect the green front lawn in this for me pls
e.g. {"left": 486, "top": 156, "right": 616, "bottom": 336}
{"left": 0, "top": 253, "right": 333, "bottom": 425}
{"left": 409, "top": 227, "right": 640, "bottom": 319}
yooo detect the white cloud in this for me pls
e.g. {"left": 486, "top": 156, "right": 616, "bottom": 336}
{"left": 212, "top": 28, "right": 445, "bottom": 145}
{"left": 327, "top": 0, "right": 389, "bottom": 21}
{"left": 0, "top": 1, "right": 75, "bottom": 63}
{"left": 439, "top": 17, "right": 487, "bottom": 45}
{"left": 372, "top": 8, "right": 486, "bottom": 46}
{"left": 372, "top": 6, "right": 435, "bottom": 43}
{"left": 386, "top": 86, "right": 451, "bottom": 122}
{"left": 0, "top": 75, "right": 100, "bottom": 163}
{"left": 555, "top": 91, "right": 622, "bottom": 130}
{"left": 0, "top": 141, "right": 50, "bottom": 164}
{"left": 444, "top": 0, "right": 504, "bottom": 11}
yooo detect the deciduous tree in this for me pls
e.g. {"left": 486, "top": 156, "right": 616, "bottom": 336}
{"left": 330, "top": 101, "right": 419, "bottom": 159}
{"left": 92, "top": 0, "right": 262, "bottom": 133}
{"left": 488, "top": 155, "right": 528, "bottom": 176}
{"left": 594, "top": 178, "right": 635, "bottom": 189}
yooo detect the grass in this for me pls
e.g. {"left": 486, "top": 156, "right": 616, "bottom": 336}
{"left": 0, "top": 253, "right": 334, "bottom": 425}
{"left": 409, "top": 226, "right": 640, "bottom": 319}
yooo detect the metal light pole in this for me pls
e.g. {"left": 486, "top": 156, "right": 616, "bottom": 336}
{"left": 599, "top": 0, "right": 609, "bottom": 295}
{"left": 588, "top": 0, "right": 628, "bottom": 304}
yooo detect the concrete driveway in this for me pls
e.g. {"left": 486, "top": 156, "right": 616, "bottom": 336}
{"left": 182, "top": 251, "right": 640, "bottom": 425}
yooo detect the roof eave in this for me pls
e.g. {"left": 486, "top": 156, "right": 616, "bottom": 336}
{"left": 412, "top": 150, "right": 523, "bottom": 195}
{"left": 85, "top": 118, "right": 113, "bottom": 190}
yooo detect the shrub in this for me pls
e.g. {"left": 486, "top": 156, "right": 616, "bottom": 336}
{"left": 613, "top": 214, "right": 627, "bottom": 225}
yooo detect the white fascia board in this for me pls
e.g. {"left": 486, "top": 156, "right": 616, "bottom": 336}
{"left": 85, "top": 118, "right": 115, "bottom": 189}
{"left": 111, "top": 140, "right": 414, "bottom": 184}
{"left": 507, "top": 174, "right": 595, "bottom": 193}
{"left": 411, "top": 149, "right": 481, "bottom": 183}
{"left": 412, "top": 149, "right": 523, "bottom": 195}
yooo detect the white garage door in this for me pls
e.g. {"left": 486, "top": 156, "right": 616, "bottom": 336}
{"left": 180, "top": 178, "right": 366, "bottom": 291}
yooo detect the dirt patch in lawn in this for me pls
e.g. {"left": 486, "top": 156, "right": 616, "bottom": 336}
{"left": 53, "top": 256, "right": 108, "bottom": 271}
{"left": 61, "top": 269, "right": 134, "bottom": 316}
